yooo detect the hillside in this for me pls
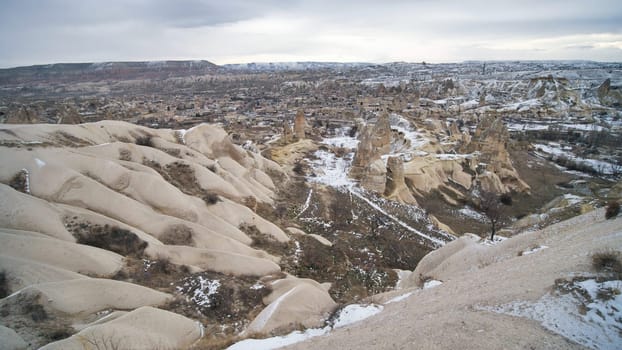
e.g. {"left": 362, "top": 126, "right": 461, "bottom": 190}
{"left": 247, "top": 208, "right": 622, "bottom": 350}
{"left": 0, "top": 60, "right": 221, "bottom": 85}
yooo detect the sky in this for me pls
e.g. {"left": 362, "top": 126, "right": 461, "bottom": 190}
{"left": 1, "top": 0, "right": 621, "bottom": 68}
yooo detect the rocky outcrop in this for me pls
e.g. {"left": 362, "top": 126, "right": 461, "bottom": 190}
{"left": 294, "top": 110, "right": 306, "bottom": 140}
{"left": 371, "top": 113, "right": 391, "bottom": 154}
{"left": 597, "top": 78, "right": 622, "bottom": 107}
{"left": 350, "top": 114, "right": 393, "bottom": 193}
{"left": 465, "top": 114, "right": 530, "bottom": 194}
{"left": 246, "top": 275, "right": 337, "bottom": 335}
{"left": 282, "top": 120, "right": 293, "bottom": 144}
{"left": 4, "top": 106, "right": 41, "bottom": 124}
{"left": 350, "top": 131, "right": 385, "bottom": 192}
{"left": 384, "top": 156, "right": 417, "bottom": 205}
{"left": 56, "top": 105, "right": 83, "bottom": 124}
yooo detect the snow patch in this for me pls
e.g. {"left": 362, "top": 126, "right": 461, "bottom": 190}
{"left": 332, "top": 304, "right": 384, "bottom": 328}
{"left": 482, "top": 279, "right": 622, "bottom": 350}
{"left": 521, "top": 245, "right": 549, "bottom": 256}
{"left": 296, "top": 189, "right": 313, "bottom": 218}
{"left": 385, "top": 292, "right": 414, "bottom": 304}
{"left": 423, "top": 280, "right": 443, "bottom": 289}
{"left": 228, "top": 303, "right": 383, "bottom": 350}
{"left": 458, "top": 206, "right": 487, "bottom": 222}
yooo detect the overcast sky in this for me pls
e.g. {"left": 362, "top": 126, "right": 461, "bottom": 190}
{"left": 1, "top": 0, "right": 621, "bottom": 68}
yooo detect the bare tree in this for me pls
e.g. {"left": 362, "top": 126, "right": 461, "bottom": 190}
{"left": 479, "top": 190, "right": 504, "bottom": 241}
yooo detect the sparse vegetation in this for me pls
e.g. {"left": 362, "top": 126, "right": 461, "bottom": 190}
{"left": 66, "top": 220, "right": 148, "bottom": 257}
{"left": 134, "top": 135, "right": 154, "bottom": 147}
{"left": 160, "top": 224, "right": 194, "bottom": 245}
{"left": 23, "top": 302, "right": 48, "bottom": 322}
{"left": 477, "top": 190, "right": 505, "bottom": 241}
{"left": 8, "top": 169, "right": 29, "bottom": 193}
{"left": 605, "top": 200, "right": 620, "bottom": 219}
{"left": 592, "top": 250, "right": 622, "bottom": 276}
{"left": 0, "top": 271, "right": 9, "bottom": 298}
{"left": 203, "top": 191, "right": 221, "bottom": 205}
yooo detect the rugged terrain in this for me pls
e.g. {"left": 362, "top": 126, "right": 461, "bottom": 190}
{"left": 0, "top": 60, "right": 621, "bottom": 349}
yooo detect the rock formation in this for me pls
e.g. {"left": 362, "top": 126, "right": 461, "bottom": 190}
{"left": 350, "top": 122, "right": 387, "bottom": 193}
{"left": 465, "top": 114, "right": 530, "bottom": 194}
{"left": 294, "top": 110, "right": 306, "bottom": 140}
{"left": 4, "top": 106, "right": 41, "bottom": 124}
{"left": 282, "top": 119, "right": 293, "bottom": 144}
{"left": 56, "top": 105, "right": 84, "bottom": 124}
{"left": 384, "top": 156, "right": 417, "bottom": 205}
{"left": 371, "top": 113, "right": 391, "bottom": 154}
{"left": 597, "top": 78, "right": 622, "bottom": 107}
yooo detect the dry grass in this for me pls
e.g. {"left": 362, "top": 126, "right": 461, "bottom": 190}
{"left": 0, "top": 271, "right": 8, "bottom": 298}
{"left": 66, "top": 220, "right": 148, "bottom": 257}
{"left": 592, "top": 250, "right": 622, "bottom": 276}
{"left": 605, "top": 201, "right": 620, "bottom": 220}
{"left": 8, "top": 169, "right": 29, "bottom": 193}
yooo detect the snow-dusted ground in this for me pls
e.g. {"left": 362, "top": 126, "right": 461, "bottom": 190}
{"left": 176, "top": 276, "right": 220, "bottom": 308}
{"left": 386, "top": 114, "right": 428, "bottom": 161}
{"left": 350, "top": 188, "right": 447, "bottom": 247}
{"left": 481, "top": 279, "right": 622, "bottom": 350}
{"left": 307, "top": 124, "right": 451, "bottom": 247}
{"left": 535, "top": 142, "right": 619, "bottom": 176}
{"left": 458, "top": 206, "right": 487, "bottom": 222}
{"left": 520, "top": 245, "right": 549, "bottom": 256}
{"left": 423, "top": 280, "right": 443, "bottom": 289}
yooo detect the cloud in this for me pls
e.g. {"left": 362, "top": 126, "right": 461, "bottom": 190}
{"left": 0, "top": 0, "right": 621, "bottom": 67}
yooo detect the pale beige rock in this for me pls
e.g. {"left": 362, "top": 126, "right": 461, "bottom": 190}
{"left": 0, "top": 231, "right": 123, "bottom": 277}
{"left": 404, "top": 233, "right": 482, "bottom": 288}
{"left": 384, "top": 156, "right": 417, "bottom": 205}
{"left": 207, "top": 199, "right": 289, "bottom": 243}
{"left": 246, "top": 276, "right": 338, "bottom": 335}
{"left": 164, "top": 246, "right": 280, "bottom": 276}
{"left": 0, "top": 255, "right": 87, "bottom": 293}
{"left": 23, "top": 278, "right": 171, "bottom": 315}
{"left": 294, "top": 110, "right": 306, "bottom": 140}
{"left": 0, "top": 184, "right": 75, "bottom": 241}
{"left": 0, "top": 325, "right": 27, "bottom": 350}
{"left": 282, "top": 120, "right": 294, "bottom": 144}
{"left": 40, "top": 307, "right": 202, "bottom": 350}
{"left": 286, "top": 227, "right": 332, "bottom": 246}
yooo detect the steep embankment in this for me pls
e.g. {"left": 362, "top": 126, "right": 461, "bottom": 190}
{"left": 286, "top": 208, "right": 621, "bottom": 350}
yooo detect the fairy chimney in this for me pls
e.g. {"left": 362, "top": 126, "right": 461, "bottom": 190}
{"left": 294, "top": 110, "right": 305, "bottom": 140}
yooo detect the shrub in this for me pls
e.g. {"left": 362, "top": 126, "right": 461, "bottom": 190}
{"left": 72, "top": 224, "right": 148, "bottom": 257}
{"left": 203, "top": 192, "right": 221, "bottom": 205}
{"left": 135, "top": 135, "right": 154, "bottom": 147}
{"left": 23, "top": 303, "right": 48, "bottom": 322}
{"left": 592, "top": 250, "right": 622, "bottom": 274}
{"left": 8, "top": 170, "right": 29, "bottom": 193}
{"left": 0, "top": 271, "right": 8, "bottom": 298}
{"left": 605, "top": 201, "right": 620, "bottom": 219}
{"left": 293, "top": 162, "right": 305, "bottom": 176}
{"left": 499, "top": 193, "right": 513, "bottom": 206}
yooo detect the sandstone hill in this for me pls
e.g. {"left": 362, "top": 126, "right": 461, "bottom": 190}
{"left": 0, "top": 121, "right": 339, "bottom": 349}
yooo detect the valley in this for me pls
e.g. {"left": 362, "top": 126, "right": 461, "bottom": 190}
{"left": 0, "top": 60, "right": 621, "bottom": 349}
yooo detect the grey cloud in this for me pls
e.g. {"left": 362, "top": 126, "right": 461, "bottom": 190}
{"left": 1, "top": 0, "right": 621, "bottom": 67}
